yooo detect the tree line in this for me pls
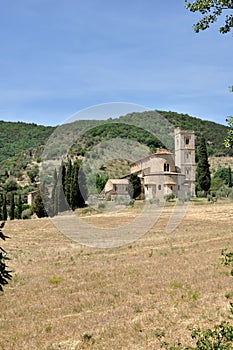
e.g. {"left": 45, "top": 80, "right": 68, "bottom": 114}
{"left": 0, "top": 193, "right": 23, "bottom": 221}
{"left": 34, "top": 159, "right": 88, "bottom": 218}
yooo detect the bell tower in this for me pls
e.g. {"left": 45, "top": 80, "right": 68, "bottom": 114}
{"left": 175, "top": 127, "right": 196, "bottom": 196}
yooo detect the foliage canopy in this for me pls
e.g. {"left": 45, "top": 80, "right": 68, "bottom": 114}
{"left": 224, "top": 117, "right": 233, "bottom": 148}
{"left": 185, "top": 0, "right": 233, "bottom": 34}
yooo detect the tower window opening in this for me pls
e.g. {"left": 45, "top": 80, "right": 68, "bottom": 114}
{"left": 164, "top": 163, "right": 170, "bottom": 172}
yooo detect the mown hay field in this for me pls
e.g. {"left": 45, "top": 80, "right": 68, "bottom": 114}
{"left": 0, "top": 200, "right": 233, "bottom": 349}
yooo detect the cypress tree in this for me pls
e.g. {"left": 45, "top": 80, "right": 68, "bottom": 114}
{"left": 40, "top": 182, "right": 50, "bottom": 215}
{"left": 228, "top": 166, "right": 232, "bottom": 188}
{"left": 3, "top": 195, "right": 7, "bottom": 221}
{"left": 196, "top": 136, "right": 211, "bottom": 195}
{"left": 128, "top": 174, "right": 141, "bottom": 199}
{"left": 65, "top": 158, "right": 72, "bottom": 206}
{"left": 70, "top": 162, "right": 79, "bottom": 211}
{"left": 17, "top": 194, "right": 22, "bottom": 219}
{"left": 61, "top": 160, "right": 66, "bottom": 190}
{"left": 70, "top": 162, "right": 87, "bottom": 210}
{"left": 51, "top": 168, "right": 58, "bottom": 216}
{"left": 0, "top": 195, "right": 3, "bottom": 221}
{"left": 9, "top": 193, "right": 15, "bottom": 220}
{"left": 55, "top": 164, "right": 68, "bottom": 213}
{"left": 33, "top": 189, "right": 48, "bottom": 218}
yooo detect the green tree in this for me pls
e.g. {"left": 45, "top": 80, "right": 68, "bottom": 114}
{"left": 17, "top": 194, "right": 22, "bottom": 220}
{"left": 27, "top": 165, "right": 39, "bottom": 183}
{"left": 228, "top": 166, "right": 232, "bottom": 187}
{"left": 2, "top": 195, "right": 7, "bottom": 221}
{"left": 224, "top": 117, "right": 233, "bottom": 148}
{"left": 197, "top": 136, "right": 211, "bottom": 195}
{"left": 64, "top": 158, "right": 72, "bottom": 206}
{"left": 96, "top": 173, "right": 108, "bottom": 194}
{"left": 0, "top": 195, "right": 3, "bottom": 221}
{"left": 70, "top": 161, "right": 87, "bottom": 210}
{"left": 40, "top": 182, "right": 50, "bottom": 215}
{"left": 61, "top": 160, "right": 66, "bottom": 189}
{"left": 185, "top": 0, "right": 233, "bottom": 34}
{"left": 0, "top": 222, "right": 12, "bottom": 292}
{"left": 128, "top": 174, "right": 141, "bottom": 199}
{"left": 210, "top": 176, "right": 224, "bottom": 191}
{"left": 213, "top": 167, "right": 229, "bottom": 184}
{"left": 33, "top": 189, "right": 48, "bottom": 218}
{"left": 2, "top": 179, "right": 18, "bottom": 193}
{"left": 54, "top": 164, "right": 69, "bottom": 213}
{"left": 9, "top": 193, "right": 15, "bottom": 220}
{"left": 51, "top": 168, "right": 58, "bottom": 216}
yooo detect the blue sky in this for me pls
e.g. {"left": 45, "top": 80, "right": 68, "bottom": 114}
{"left": 0, "top": 0, "right": 232, "bottom": 126}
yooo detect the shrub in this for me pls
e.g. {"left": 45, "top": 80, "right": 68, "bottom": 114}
{"left": 22, "top": 204, "right": 33, "bottom": 211}
{"left": 98, "top": 202, "right": 106, "bottom": 210}
{"left": 196, "top": 190, "right": 205, "bottom": 198}
{"left": 149, "top": 198, "right": 160, "bottom": 205}
{"left": 22, "top": 208, "right": 32, "bottom": 220}
{"left": 127, "top": 199, "right": 135, "bottom": 207}
{"left": 164, "top": 193, "right": 175, "bottom": 202}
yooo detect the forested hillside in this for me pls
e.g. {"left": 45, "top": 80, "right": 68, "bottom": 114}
{"left": 0, "top": 111, "right": 230, "bottom": 183}
{"left": 0, "top": 121, "right": 54, "bottom": 162}
{"left": 66, "top": 110, "right": 231, "bottom": 158}
{"left": 158, "top": 110, "right": 231, "bottom": 156}
{"left": 0, "top": 111, "right": 230, "bottom": 163}
{"left": 68, "top": 123, "right": 164, "bottom": 157}
{"left": 117, "top": 110, "right": 231, "bottom": 156}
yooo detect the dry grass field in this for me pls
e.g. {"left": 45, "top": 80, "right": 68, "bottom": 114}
{"left": 0, "top": 200, "right": 233, "bottom": 349}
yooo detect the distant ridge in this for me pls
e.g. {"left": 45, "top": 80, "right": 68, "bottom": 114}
{"left": 0, "top": 110, "right": 231, "bottom": 172}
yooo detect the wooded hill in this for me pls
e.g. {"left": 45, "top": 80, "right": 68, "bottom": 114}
{"left": 0, "top": 111, "right": 231, "bottom": 184}
{"left": 158, "top": 110, "right": 230, "bottom": 156}
{"left": 0, "top": 121, "right": 54, "bottom": 162}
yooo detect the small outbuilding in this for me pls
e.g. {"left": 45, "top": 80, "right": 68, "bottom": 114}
{"left": 104, "top": 179, "right": 129, "bottom": 201}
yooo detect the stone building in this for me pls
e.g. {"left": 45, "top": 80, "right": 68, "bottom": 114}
{"left": 103, "top": 127, "right": 196, "bottom": 200}
{"left": 104, "top": 179, "right": 130, "bottom": 201}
